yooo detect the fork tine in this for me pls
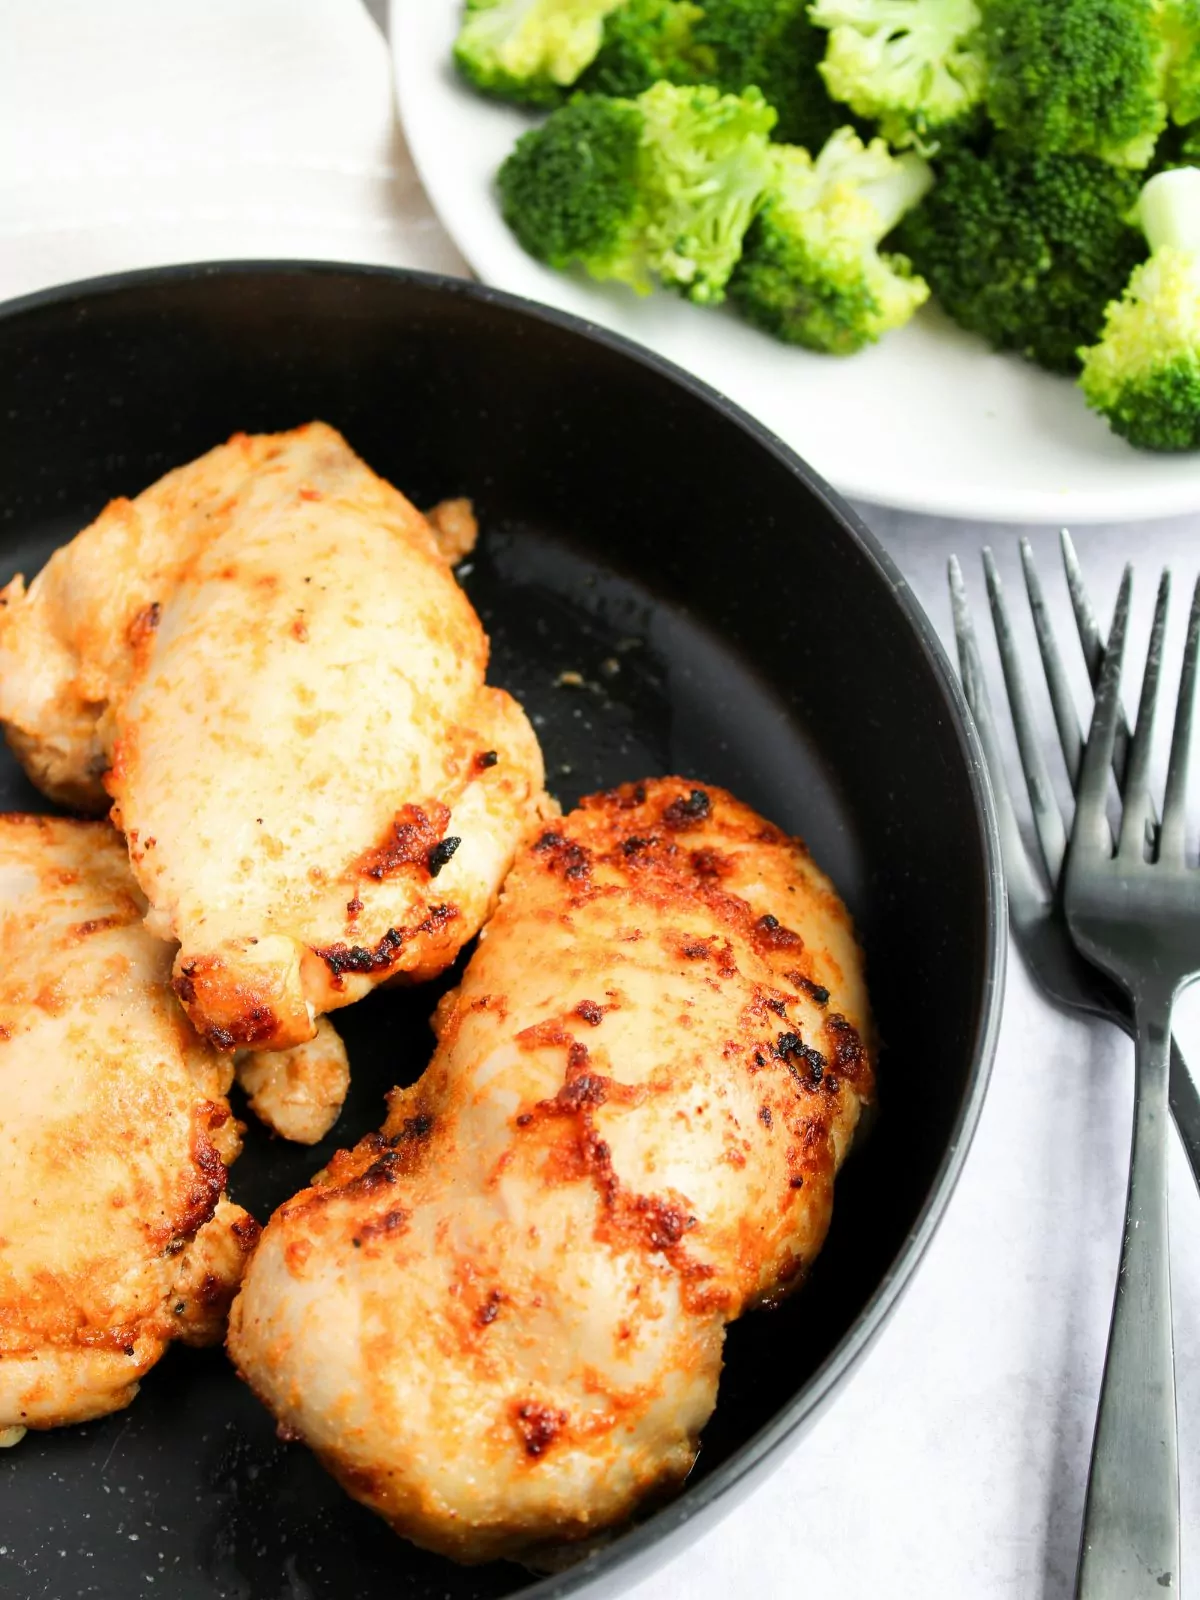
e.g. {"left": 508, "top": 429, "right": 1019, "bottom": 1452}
{"left": 1063, "top": 529, "right": 1160, "bottom": 854}
{"left": 983, "top": 547, "right": 1067, "bottom": 881}
{"left": 1119, "top": 570, "right": 1170, "bottom": 861}
{"left": 1061, "top": 529, "right": 1138, "bottom": 787}
{"left": 1074, "top": 565, "right": 1133, "bottom": 858}
{"left": 1159, "top": 573, "right": 1200, "bottom": 863}
{"left": 948, "top": 557, "right": 1049, "bottom": 904}
{"left": 1061, "top": 528, "right": 1106, "bottom": 675}
{"left": 1022, "top": 538, "right": 1085, "bottom": 784}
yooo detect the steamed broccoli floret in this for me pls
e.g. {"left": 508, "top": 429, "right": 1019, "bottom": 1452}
{"left": 498, "top": 94, "right": 647, "bottom": 278}
{"left": 1079, "top": 166, "right": 1200, "bottom": 448}
{"left": 728, "top": 129, "right": 932, "bottom": 352}
{"left": 636, "top": 81, "right": 778, "bottom": 297}
{"left": 579, "top": 0, "right": 714, "bottom": 95}
{"left": 454, "top": 0, "right": 626, "bottom": 107}
{"left": 982, "top": 0, "right": 1167, "bottom": 168}
{"left": 580, "top": 0, "right": 849, "bottom": 149}
{"left": 897, "top": 142, "right": 1146, "bottom": 371}
{"left": 1162, "top": 0, "right": 1200, "bottom": 127}
{"left": 694, "top": 0, "right": 849, "bottom": 151}
{"left": 497, "top": 83, "right": 777, "bottom": 302}
{"left": 808, "top": 0, "right": 986, "bottom": 150}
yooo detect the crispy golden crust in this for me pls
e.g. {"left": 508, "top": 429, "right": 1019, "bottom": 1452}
{"left": 0, "top": 815, "right": 257, "bottom": 1432}
{"left": 228, "top": 778, "right": 874, "bottom": 1563}
{"left": 235, "top": 1020, "right": 350, "bottom": 1146}
{"left": 0, "top": 425, "right": 549, "bottom": 1050}
{"left": 424, "top": 498, "right": 479, "bottom": 566}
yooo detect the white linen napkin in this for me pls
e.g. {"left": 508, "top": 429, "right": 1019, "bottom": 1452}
{"left": 0, "top": 0, "right": 468, "bottom": 302}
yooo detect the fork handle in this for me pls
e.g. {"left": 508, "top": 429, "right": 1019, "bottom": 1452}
{"left": 1076, "top": 991, "right": 1180, "bottom": 1600}
{"left": 1117, "top": 1008, "right": 1200, "bottom": 1195}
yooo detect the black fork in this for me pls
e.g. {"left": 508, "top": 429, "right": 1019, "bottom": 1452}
{"left": 948, "top": 536, "right": 1200, "bottom": 1194}
{"left": 1063, "top": 569, "right": 1200, "bottom": 1600}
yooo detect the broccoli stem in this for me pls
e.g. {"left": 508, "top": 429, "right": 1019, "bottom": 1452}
{"left": 1138, "top": 166, "right": 1200, "bottom": 252}
{"left": 862, "top": 153, "right": 936, "bottom": 234}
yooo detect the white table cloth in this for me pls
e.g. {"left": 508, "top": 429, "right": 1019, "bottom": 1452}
{"left": 2, "top": 4, "right": 1197, "bottom": 1596}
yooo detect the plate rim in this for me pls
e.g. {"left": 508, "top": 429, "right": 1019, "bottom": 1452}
{"left": 0, "top": 257, "right": 1008, "bottom": 1599}
{"left": 389, "top": 0, "right": 1200, "bottom": 526}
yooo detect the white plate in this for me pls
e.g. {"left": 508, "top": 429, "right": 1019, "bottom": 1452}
{"left": 391, "top": 0, "right": 1200, "bottom": 522}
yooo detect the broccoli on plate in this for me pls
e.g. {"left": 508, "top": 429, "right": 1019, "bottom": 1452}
{"left": 808, "top": 0, "right": 986, "bottom": 150}
{"left": 983, "top": 0, "right": 1167, "bottom": 168}
{"left": 579, "top": 0, "right": 714, "bottom": 96}
{"left": 694, "top": 0, "right": 850, "bottom": 151}
{"left": 582, "top": 0, "right": 849, "bottom": 152}
{"left": 454, "top": 0, "right": 627, "bottom": 106}
{"left": 1162, "top": 0, "right": 1200, "bottom": 132}
{"left": 728, "top": 128, "right": 933, "bottom": 353}
{"left": 497, "top": 82, "right": 778, "bottom": 302}
{"left": 897, "top": 141, "right": 1146, "bottom": 371}
{"left": 455, "top": 0, "right": 847, "bottom": 148}
{"left": 1080, "top": 165, "right": 1200, "bottom": 449}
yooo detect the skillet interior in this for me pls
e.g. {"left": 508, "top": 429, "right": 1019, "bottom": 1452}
{"left": 0, "top": 264, "right": 1000, "bottom": 1600}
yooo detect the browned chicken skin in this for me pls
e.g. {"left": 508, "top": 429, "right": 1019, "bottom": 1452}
{"left": 0, "top": 816, "right": 259, "bottom": 1440}
{"left": 235, "top": 1020, "right": 351, "bottom": 1145}
{"left": 228, "top": 779, "right": 874, "bottom": 1564}
{"left": 0, "top": 424, "right": 549, "bottom": 1053}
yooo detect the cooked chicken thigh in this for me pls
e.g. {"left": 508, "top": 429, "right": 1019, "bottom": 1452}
{"left": 228, "top": 778, "right": 874, "bottom": 1564}
{"left": 0, "top": 816, "right": 259, "bottom": 1439}
{"left": 0, "top": 424, "right": 548, "bottom": 1051}
{"left": 236, "top": 1019, "right": 350, "bottom": 1146}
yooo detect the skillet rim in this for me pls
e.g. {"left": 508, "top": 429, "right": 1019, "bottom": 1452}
{"left": 0, "top": 259, "right": 1007, "bottom": 1599}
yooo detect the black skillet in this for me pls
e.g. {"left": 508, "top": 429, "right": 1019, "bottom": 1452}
{"left": 0, "top": 263, "right": 1004, "bottom": 1600}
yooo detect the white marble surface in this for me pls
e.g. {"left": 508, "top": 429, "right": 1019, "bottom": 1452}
{"left": 3, "top": 4, "right": 1198, "bottom": 1597}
